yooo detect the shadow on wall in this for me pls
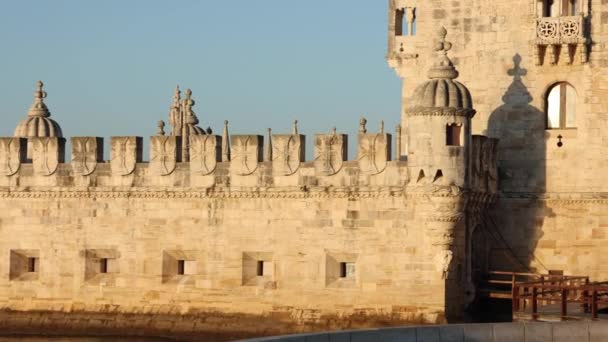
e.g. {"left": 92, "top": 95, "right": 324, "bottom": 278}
{"left": 477, "top": 54, "right": 553, "bottom": 274}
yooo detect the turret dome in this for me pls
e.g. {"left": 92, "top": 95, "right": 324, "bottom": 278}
{"left": 407, "top": 27, "right": 475, "bottom": 117}
{"left": 14, "top": 81, "right": 63, "bottom": 137}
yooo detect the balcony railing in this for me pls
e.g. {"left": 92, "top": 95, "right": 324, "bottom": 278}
{"left": 536, "top": 15, "right": 587, "bottom": 45}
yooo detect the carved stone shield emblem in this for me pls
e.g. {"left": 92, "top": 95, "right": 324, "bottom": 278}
{"left": 231, "top": 135, "right": 262, "bottom": 176}
{"left": 314, "top": 133, "right": 347, "bottom": 175}
{"left": 32, "top": 137, "right": 64, "bottom": 176}
{"left": 272, "top": 135, "right": 304, "bottom": 176}
{"left": 190, "top": 135, "right": 221, "bottom": 175}
{"left": 72, "top": 137, "right": 102, "bottom": 176}
{"left": 0, "top": 138, "right": 25, "bottom": 176}
{"left": 111, "top": 137, "right": 141, "bottom": 176}
{"left": 150, "top": 136, "right": 180, "bottom": 176}
{"left": 358, "top": 133, "right": 390, "bottom": 175}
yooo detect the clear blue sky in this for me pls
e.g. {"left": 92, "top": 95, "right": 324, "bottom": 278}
{"left": 0, "top": 1, "right": 401, "bottom": 156}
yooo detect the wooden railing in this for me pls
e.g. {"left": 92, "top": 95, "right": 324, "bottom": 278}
{"left": 478, "top": 271, "right": 608, "bottom": 320}
{"left": 478, "top": 271, "right": 543, "bottom": 300}
{"left": 512, "top": 278, "right": 608, "bottom": 320}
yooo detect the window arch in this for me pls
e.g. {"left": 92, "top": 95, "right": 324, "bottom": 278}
{"left": 540, "top": 0, "right": 579, "bottom": 17}
{"left": 546, "top": 82, "right": 576, "bottom": 129}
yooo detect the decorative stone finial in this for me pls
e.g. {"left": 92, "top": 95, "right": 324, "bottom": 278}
{"left": 264, "top": 128, "right": 272, "bottom": 162}
{"left": 183, "top": 88, "right": 199, "bottom": 125}
{"left": 359, "top": 117, "right": 367, "bottom": 134}
{"left": 332, "top": 127, "right": 337, "bottom": 135}
{"left": 169, "top": 85, "right": 182, "bottom": 136}
{"left": 292, "top": 120, "right": 299, "bottom": 135}
{"left": 28, "top": 80, "right": 51, "bottom": 117}
{"left": 379, "top": 120, "right": 385, "bottom": 134}
{"left": 428, "top": 27, "right": 459, "bottom": 80}
{"left": 172, "top": 85, "right": 181, "bottom": 106}
{"left": 222, "top": 120, "right": 230, "bottom": 162}
{"left": 157, "top": 120, "right": 166, "bottom": 136}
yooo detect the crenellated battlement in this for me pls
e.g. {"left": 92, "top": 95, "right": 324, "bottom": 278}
{"left": 0, "top": 129, "right": 497, "bottom": 193}
{"left": 0, "top": 124, "right": 412, "bottom": 189}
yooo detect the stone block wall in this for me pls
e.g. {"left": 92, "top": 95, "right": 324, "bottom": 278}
{"left": 0, "top": 129, "right": 495, "bottom": 334}
{"left": 388, "top": 0, "right": 608, "bottom": 280}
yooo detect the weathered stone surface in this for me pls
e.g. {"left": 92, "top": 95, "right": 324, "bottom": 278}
{"left": 358, "top": 133, "right": 391, "bottom": 175}
{"left": 272, "top": 134, "right": 305, "bottom": 176}
{"left": 150, "top": 136, "right": 181, "bottom": 176}
{"left": 314, "top": 132, "right": 347, "bottom": 176}
{"left": 71, "top": 137, "right": 103, "bottom": 176}
{"left": 110, "top": 136, "right": 142, "bottom": 176}
{"left": 552, "top": 322, "right": 589, "bottom": 342}
{"left": 463, "top": 324, "right": 493, "bottom": 342}
{"left": 492, "top": 323, "right": 524, "bottom": 342}
{"left": 0, "top": 138, "right": 25, "bottom": 176}
{"left": 31, "top": 137, "right": 65, "bottom": 176}
{"left": 190, "top": 135, "right": 221, "bottom": 175}
{"left": 231, "top": 135, "right": 263, "bottom": 175}
{"left": 524, "top": 323, "right": 553, "bottom": 342}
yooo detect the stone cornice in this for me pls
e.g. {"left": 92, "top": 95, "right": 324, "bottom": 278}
{"left": 500, "top": 192, "right": 608, "bottom": 204}
{"left": 404, "top": 107, "right": 476, "bottom": 118}
{"left": 0, "top": 185, "right": 501, "bottom": 203}
{"left": 0, "top": 186, "right": 407, "bottom": 200}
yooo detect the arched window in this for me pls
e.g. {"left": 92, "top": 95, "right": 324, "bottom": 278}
{"left": 546, "top": 82, "right": 576, "bottom": 129}
{"left": 395, "top": 7, "right": 416, "bottom": 36}
{"left": 541, "top": 0, "right": 578, "bottom": 17}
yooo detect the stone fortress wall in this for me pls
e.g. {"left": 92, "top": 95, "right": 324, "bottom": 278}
{"left": 0, "top": 97, "right": 497, "bottom": 336}
{"left": 6, "top": 0, "right": 595, "bottom": 337}
{"left": 388, "top": 0, "right": 608, "bottom": 280}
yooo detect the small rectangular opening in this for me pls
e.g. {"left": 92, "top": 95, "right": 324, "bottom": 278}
{"left": 177, "top": 260, "right": 185, "bottom": 275}
{"left": 395, "top": 9, "right": 404, "bottom": 36}
{"left": 446, "top": 124, "right": 462, "bottom": 146}
{"left": 100, "top": 258, "right": 108, "bottom": 274}
{"left": 256, "top": 260, "right": 264, "bottom": 276}
{"left": 27, "top": 257, "right": 38, "bottom": 273}
{"left": 340, "top": 262, "right": 356, "bottom": 279}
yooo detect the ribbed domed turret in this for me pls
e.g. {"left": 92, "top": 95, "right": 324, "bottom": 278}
{"left": 407, "top": 27, "right": 475, "bottom": 117}
{"left": 410, "top": 79, "right": 472, "bottom": 109}
{"left": 14, "top": 81, "right": 63, "bottom": 137}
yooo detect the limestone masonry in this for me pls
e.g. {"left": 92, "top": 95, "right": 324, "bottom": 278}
{"left": 0, "top": 0, "right": 604, "bottom": 338}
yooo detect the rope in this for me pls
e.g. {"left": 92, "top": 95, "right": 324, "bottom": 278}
{"left": 481, "top": 212, "right": 549, "bottom": 272}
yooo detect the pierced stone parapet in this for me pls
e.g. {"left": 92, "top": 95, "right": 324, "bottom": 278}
{"left": 535, "top": 15, "right": 589, "bottom": 65}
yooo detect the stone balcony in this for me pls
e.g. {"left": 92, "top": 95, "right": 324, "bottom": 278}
{"left": 535, "top": 15, "right": 589, "bottom": 65}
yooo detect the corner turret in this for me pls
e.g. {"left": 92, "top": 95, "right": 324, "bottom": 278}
{"left": 405, "top": 27, "right": 475, "bottom": 188}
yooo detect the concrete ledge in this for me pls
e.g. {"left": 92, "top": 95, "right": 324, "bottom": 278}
{"left": 241, "top": 321, "right": 608, "bottom": 342}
